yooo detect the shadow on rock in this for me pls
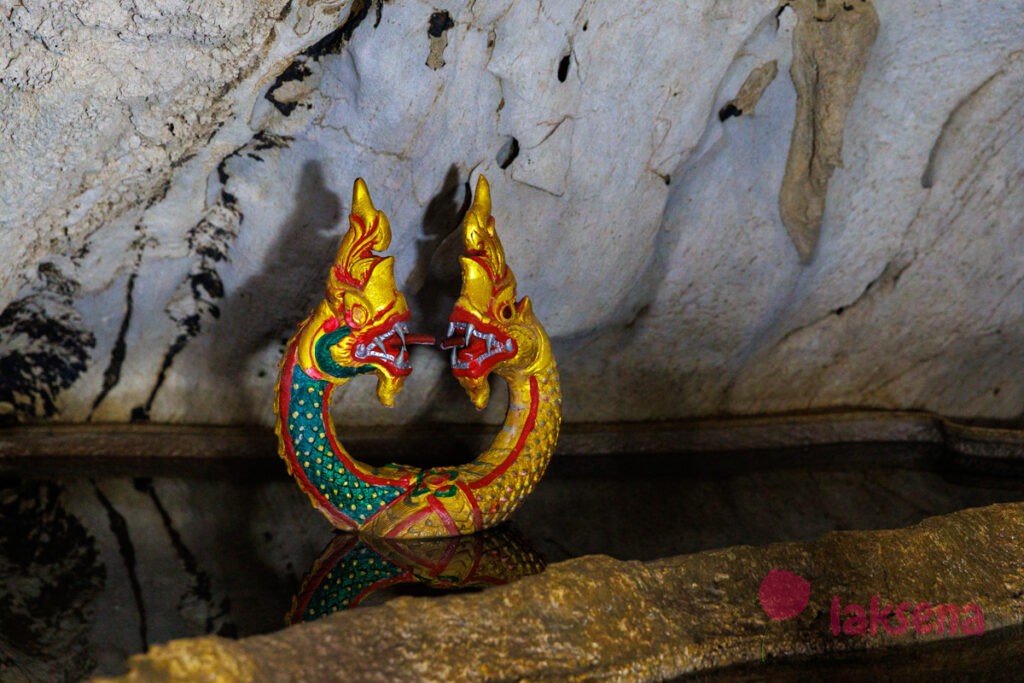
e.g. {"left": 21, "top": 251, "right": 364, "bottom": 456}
{"left": 207, "top": 160, "right": 342, "bottom": 420}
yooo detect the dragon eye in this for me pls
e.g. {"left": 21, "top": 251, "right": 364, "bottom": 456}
{"left": 348, "top": 304, "right": 367, "bottom": 327}
{"left": 499, "top": 304, "right": 514, "bottom": 320}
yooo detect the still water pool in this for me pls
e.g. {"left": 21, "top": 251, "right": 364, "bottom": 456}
{"left": 1, "top": 442, "right": 1021, "bottom": 680}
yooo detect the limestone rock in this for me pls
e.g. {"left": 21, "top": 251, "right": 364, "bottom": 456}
{"left": 1, "top": 1, "right": 1022, "bottom": 426}
{"left": 101, "top": 501, "right": 1024, "bottom": 682}
{"left": 719, "top": 60, "right": 778, "bottom": 121}
{"left": 779, "top": 0, "right": 879, "bottom": 262}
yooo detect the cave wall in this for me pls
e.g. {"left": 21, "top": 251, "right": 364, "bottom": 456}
{"left": 1, "top": 0, "right": 1022, "bottom": 426}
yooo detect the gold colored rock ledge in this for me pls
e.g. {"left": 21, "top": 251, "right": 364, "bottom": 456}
{"left": 99, "top": 501, "right": 1024, "bottom": 682}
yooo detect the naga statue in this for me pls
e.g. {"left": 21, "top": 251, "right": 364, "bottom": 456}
{"left": 275, "top": 175, "right": 560, "bottom": 538}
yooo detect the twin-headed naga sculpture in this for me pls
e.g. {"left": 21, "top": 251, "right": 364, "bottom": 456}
{"left": 275, "top": 176, "right": 561, "bottom": 539}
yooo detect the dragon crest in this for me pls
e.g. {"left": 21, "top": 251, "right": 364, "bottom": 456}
{"left": 294, "top": 178, "right": 411, "bottom": 406}
{"left": 445, "top": 175, "right": 552, "bottom": 409}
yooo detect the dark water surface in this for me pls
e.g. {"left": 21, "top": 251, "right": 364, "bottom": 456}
{"left": 1, "top": 442, "right": 1022, "bottom": 680}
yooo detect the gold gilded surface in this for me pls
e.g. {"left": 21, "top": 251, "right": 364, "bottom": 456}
{"left": 105, "top": 501, "right": 1024, "bottom": 682}
{"left": 94, "top": 638, "right": 256, "bottom": 683}
{"left": 293, "top": 178, "right": 410, "bottom": 406}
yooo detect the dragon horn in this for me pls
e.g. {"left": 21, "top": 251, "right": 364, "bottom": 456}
{"left": 351, "top": 178, "right": 387, "bottom": 243}
{"left": 463, "top": 175, "right": 506, "bottom": 279}
{"left": 470, "top": 174, "right": 491, "bottom": 220}
{"left": 332, "top": 178, "right": 392, "bottom": 287}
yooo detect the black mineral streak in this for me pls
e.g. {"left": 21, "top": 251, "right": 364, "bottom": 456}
{"left": 253, "top": 131, "right": 293, "bottom": 151}
{"left": 134, "top": 137, "right": 258, "bottom": 419}
{"left": 134, "top": 478, "right": 236, "bottom": 637}
{"left": 428, "top": 10, "right": 454, "bottom": 38}
{"left": 0, "top": 264, "right": 95, "bottom": 420}
{"left": 557, "top": 53, "right": 571, "bottom": 82}
{"left": 89, "top": 260, "right": 139, "bottom": 419}
{"left": 93, "top": 482, "right": 147, "bottom": 651}
{"left": 264, "top": 63, "right": 311, "bottom": 116}
{"left": 718, "top": 102, "right": 742, "bottom": 121}
{"left": 132, "top": 322, "right": 196, "bottom": 423}
{"left": 497, "top": 137, "right": 520, "bottom": 169}
{"left": 265, "top": 0, "right": 383, "bottom": 116}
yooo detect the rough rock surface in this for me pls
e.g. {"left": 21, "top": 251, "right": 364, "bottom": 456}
{"left": 778, "top": 0, "right": 879, "bottom": 261}
{"left": 720, "top": 60, "right": 778, "bottom": 121}
{"left": 1, "top": 0, "right": 1023, "bottom": 426}
{"left": 102, "top": 501, "right": 1024, "bottom": 682}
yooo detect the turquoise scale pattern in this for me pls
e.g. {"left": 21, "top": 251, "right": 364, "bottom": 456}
{"left": 286, "top": 363, "right": 406, "bottom": 524}
{"left": 301, "top": 544, "right": 405, "bottom": 620}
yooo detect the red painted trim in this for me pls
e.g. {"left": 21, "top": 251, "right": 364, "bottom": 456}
{"left": 350, "top": 573, "right": 414, "bottom": 607}
{"left": 428, "top": 495, "right": 460, "bottom": 536}
{"left": 320, "top": 388, "right": 409, "bottom": 488}
{"left": 385, "top": 503, "right": 433, "bottom": 538}
{"left": 279, "top": 345, "right": 357, "bottom": 530}
{"left": 446, "top": 307, "right": 516, "bottom": 379}
{"left": 332, "top": 214, "right": 380, "bottom": 288}
{"left": 379, "top": 539, "right": 446, "bottom": 575}
{"left": 348, "top": 301, "right": 398, "bottom": 337}
{"left": 472, "top": 576, "right": 507, "bottom": 586}
{"left": 286, "top": 533, "right": 360, "bottom": 623}
{"left": 457, "top": 480, "right": 483, "bottom": 530}
{"left": 436, "top": 537, "right": 461, "bottom": 574}
{"left": 470, "top": 375, "right": 539, "bottom": 490}
{"left": 463, "top": 536, "right": 484, "bottom": 578}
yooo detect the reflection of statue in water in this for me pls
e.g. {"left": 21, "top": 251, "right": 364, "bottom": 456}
{"left": 287, "top": 526, "right": 545, "bottom": 623}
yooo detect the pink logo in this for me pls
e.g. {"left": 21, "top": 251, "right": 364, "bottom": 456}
{"left": 758, "top": 569, "right": 811, "bottom": 620}
{"left": 757, "top": 568, "right": 986, "bottom": 637}
{"left": 831, "top": 596, "right": 985, "bottom": 637}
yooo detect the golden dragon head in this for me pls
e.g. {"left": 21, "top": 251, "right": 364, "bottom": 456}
{"left": 443, "top": 175, "right": 553, "bottom": 409}
{"left": 300, "top": 178, "right": 412, "bottom": 406}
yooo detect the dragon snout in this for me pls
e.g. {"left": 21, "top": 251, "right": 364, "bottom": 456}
{"left": 352, "top": 318, "right": 435, "bottom": 377}
{"left": 354, "top": 321, "right": 412, "bottom": 371}
{"left": 441, "top": 320, "right": 514, "bottom": 371}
